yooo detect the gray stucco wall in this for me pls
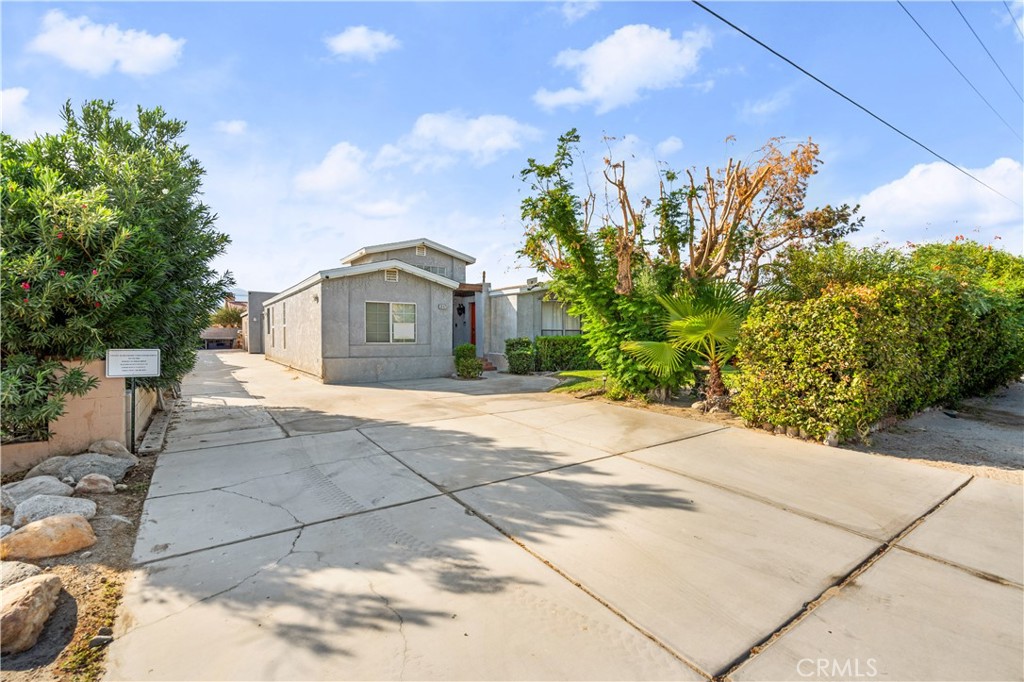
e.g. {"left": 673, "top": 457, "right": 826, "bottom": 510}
{"left": 485, "top": 288, "right": 546, "bottom": 367}
{"left": 349, "top": 246, "right": 468, "bottom": 283}
{"left": 264, "top": 284, "right": 323, "bottom": 378}
{"left": 245, "top": 291, "right": 276, "bottom": 354}
{"left": 320, "top": 270, "right": 455, "bottom": 383}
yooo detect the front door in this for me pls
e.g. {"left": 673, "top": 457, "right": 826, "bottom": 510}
{"left": 469, "top": 302, "right": 476, "bottom": 346}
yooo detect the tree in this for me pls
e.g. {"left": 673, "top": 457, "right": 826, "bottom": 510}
{"left": 518, "top": 130, "right": 856, "bottom": 397}
{"left": 1, "top": 100, "right": 232, "bottom": 442}
{"left": 622, "top": 281, "right": 749, "bottom": 403}
{"left": 210, "top": 305, "right": 244, "bottom": 328}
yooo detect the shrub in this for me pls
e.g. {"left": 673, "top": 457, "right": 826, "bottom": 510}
{"left": 456, "top": 357, "right": 484, "bottom": 379}
{"left": 505, "top": 337, "right": 535, "bottom": 375}
{"left": 733, "top": 241, "right": 1024, "bottom": 442}
{"left": 535, "top": 335, "right": 600, "bottom": 372}
{"left": 454, "top": 343, "right": 483, "bottom": 378}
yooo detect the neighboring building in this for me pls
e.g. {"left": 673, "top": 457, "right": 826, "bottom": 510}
{"left": 243, "top": 291, "right": 277, "bottom": 354}
{"left": 484, "top": 282, "right": 580, "bottom": 370}
{"left": 262, "top": 238, "right": 482, "bottom": 383}
{"left": 201, "top": 327, "right": 238, "bottom": 350}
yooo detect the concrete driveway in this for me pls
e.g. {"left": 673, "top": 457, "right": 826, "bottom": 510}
{"left": 106, "top": 351, "right": 1023, "bottom": 681}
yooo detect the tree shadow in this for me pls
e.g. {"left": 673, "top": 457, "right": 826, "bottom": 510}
{"left": 110, "top": 353, "right": 703, "bottom": 671}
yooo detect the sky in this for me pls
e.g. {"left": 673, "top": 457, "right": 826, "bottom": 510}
{"left": 3, "top": 1, "right": 1022, "bottom": 295}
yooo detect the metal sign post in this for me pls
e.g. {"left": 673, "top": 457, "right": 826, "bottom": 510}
{"left": 106, "top": 349, "right": 161, "bottom": 454}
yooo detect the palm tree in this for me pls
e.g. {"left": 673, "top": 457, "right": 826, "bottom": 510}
{"left": 622, "top": 281, "right": 749, "bottom": 402}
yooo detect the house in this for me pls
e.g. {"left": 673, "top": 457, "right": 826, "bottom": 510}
{"left": 482, "top": 281, "right": 581, "bottom": 370}
{"left": 261, "top": 238, "right": 484, "bottom": 383}
{"left": 255, "top": 237, "right": 580, "bottom": 383}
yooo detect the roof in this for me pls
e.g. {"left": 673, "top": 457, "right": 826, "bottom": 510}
{"left": 264, "top": 259, "right": 460, "bottom": 306}
{"left": 201, "top": 327, "right": 239, "bottom": 340}
{"left": 341, "top": 238, "right": 476, "bottom": 266}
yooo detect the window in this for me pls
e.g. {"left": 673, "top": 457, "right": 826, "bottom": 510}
{"left": 366, "top": 302, "right": 416, "bottom": 343}
{"left": 541, "top": 300, "right": 582, "bottom": 336}
{"left": 282, "top": 302, "right": 287, "bottom": 349}
{"left": 415, "top": 245, "right": 427, "bottom": 256}
{"left": 421, "top": 265, "right": 448, "bottom": 277}
{"left": 384, "top": 269, "right": 399, "bottom": 282}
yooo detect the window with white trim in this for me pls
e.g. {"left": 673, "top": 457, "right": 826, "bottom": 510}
{"left": 366, "top": 302, "right": 416, "bottom": 343}
{"left": 421, "top": 265, "right": 448, "bottom": 277}
{"left": 541, "top": 300, "right": 582, "bottom": 336}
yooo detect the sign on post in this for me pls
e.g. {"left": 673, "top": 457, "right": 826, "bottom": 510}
{"left": 105, "top": 349, "right": 161, "bottom": 378}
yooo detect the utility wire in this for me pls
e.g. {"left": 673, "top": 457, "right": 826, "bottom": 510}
{"left": 689, "top": 0, "right": 1020, "bottom": 207}
{"left": 899, "top": 1, "right": 1021, "bottom": 141}
{"left": 951, "top": 0, "right": 1024, "bottom": 101}
{"left": 1005, "top": 1, "right": 1024, "bottom": 40}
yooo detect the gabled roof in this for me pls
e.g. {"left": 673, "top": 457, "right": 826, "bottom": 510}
{"left": 265, "top": 259, "right": 459, "bottom": 306}
{"left": 341, "top": 238, "right": 476, "bottom": 265}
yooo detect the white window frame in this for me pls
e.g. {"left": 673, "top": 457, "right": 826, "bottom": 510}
{"left": 421, "top": 264, "right": 448, "bottom": 277}
{"left": 365, "top": 301, "right": 417, "bottom": 344}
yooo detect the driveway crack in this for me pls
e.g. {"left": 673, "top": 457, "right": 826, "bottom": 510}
{"left": 369, "top": 580, "right": 408, "bottom": 679}
{"left": 220, "top": 487, "right": 302, "bottom": 526}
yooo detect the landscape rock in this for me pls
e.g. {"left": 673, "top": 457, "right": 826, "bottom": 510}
{"left": 109, "top": 514, "right": 132, "bottom": 525}
{"left": 89, "top": 635, "right": 114, "bottom": 648}
{"left": 1, "top": 525, "right": 14, "bottom": 539}
{"left": 62, "top": 477, "right": 76, "bottom": 486}
{"left": 691, "top": 401, "right": 705, "bottom": 411}
{"left": 0, "top": 560, "right": 42, "bottom": 588}
{"left": 58, "top": 453, "right": 135, "bottom": 483}
{"left": 14, "top": 495, "right": 97, "bottom": 528}
{"left": 88, "top": 439, "right": 134, "bottom": 460}
{"left": 785, "top": 425, "right": 800, "bottom": 437}
{"left": 0, "top": 573, "right": 63, "bottom": 654}
{"left": 23, "top": 456, "right": 72, "bottom": 480}
{"left": 2, "top": 476, "right": 74, "bottom": 511}
{"left": 824, "top": 429, "right": 840, "bottom": 447}
{"left": 114, "top": 484, "right": 128, "bottom": 492}
{"left": 0, "top": 514, "right": 96, "bottom": 560}
{"left": 75, "top": 473, "right": 116, "bottom": 495}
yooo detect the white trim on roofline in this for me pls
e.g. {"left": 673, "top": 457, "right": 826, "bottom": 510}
{"left": 264, "top": 260, "right": 460, "bottom": 306}
{"left": 341, "top": 238, "right": 476, "bottom": 265}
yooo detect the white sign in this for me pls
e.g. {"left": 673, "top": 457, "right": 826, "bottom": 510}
{"left": 106, "top": 349, "right": 161, "bottom": 378}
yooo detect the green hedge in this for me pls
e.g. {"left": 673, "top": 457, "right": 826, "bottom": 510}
{"left": 733, "top": 243, "right": 1024, "bottom": 442}
{"left": 505, "top": 337, "right": 535, "bottom": 375}
{"left": 535, "top": 335, "right": 600, "bottom": 372}
{"left": 454, "top": 343, "right": 483, "bottom": 378}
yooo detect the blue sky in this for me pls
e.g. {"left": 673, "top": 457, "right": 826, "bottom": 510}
{"left": 3, "top": 1, "right": 1022, "bottom": 293}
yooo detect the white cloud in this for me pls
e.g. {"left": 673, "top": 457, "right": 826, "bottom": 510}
{"left": 325, "top": 26, "right": 400, "bottom": 62}
{"left": 656, "top": 136, "right": 684, "bottom": 158}
{"left": 28, "top": 10, "right": 184, "bottom": 77}
{"left": 740, "top": 88, "right": 793, "bottom": 119}
{"left": 1, "top": 87, "right": 62, "bottom": 139}
{"left": 534, "top": 24, "right": 712, "bottom": 114}
{"left": 293, "top": 141, "right": 367, "bottom": 194}
{"left": 374, "top": 112, "right": 540, "bottom": 169}
{"left": 1001, "top": 0, "right": 1023, "bottom": 41}
{"left": 561, "top": 1, "right": 599, "bottom": 23}
{"left": 214, "top": 120, "right": 248, "bottom": 135}
{"left": 354, "top": 199, "right": 413, "bottom": 219}
{"left": 853, "top": 158, "right": 1023, "bottom": 252}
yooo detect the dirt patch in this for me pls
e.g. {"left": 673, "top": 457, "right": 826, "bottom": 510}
{"left": 575, "top": 383, "right": 1023, "bottom": 485}
{"left": 1, "top": 455, "right": 156, "bottom": 682}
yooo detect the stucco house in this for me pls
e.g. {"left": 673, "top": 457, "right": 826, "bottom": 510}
{"left": 261, "top": 239, "right": 485, "bottom": 383}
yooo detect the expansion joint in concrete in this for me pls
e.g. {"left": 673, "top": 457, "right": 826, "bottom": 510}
{"left": 713, "top": 476, "right": 976, "bottom": 682}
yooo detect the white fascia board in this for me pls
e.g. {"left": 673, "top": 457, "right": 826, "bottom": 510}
{"left": 265, "top": 260, "right": 459, "bottom": 306}
{"left": 341, "top": 238, "right": 476, "bottom": 265}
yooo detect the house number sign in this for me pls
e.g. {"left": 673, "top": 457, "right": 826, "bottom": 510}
{"left": 105, "top": 349, "right": 162, "bottom": 378}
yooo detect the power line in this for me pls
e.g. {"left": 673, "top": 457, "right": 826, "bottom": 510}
{"left": 1005, "top": 1, "right": 1024, "bottom": 40}
{"left": 898, "top": 1, "right": 1021, "bottom": 141}
{"left": 689, "top": 0, "right": 1020, "bottom": 208}
{"left": 951, "top": 1, "right": 1024, "bottom": 102}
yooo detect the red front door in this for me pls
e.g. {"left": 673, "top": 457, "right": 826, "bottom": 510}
{"left": 469, "top": 302, "right": 476, "bottom": 346}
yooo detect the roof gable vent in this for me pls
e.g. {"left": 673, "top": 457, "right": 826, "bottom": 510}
{"left": 384, "top": 269, "right": 399, "bottom": 282}
{"left": 415, "top": 244, "right": 427, "bottom": 257}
